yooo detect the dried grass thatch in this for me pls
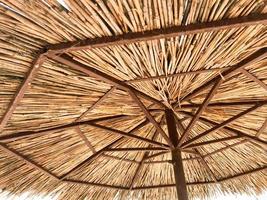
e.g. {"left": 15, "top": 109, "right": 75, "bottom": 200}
{"left": 0, "top": 0, "right": 267, "bottom": 199}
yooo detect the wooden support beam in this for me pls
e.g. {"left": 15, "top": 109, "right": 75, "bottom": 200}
{"left": 130, "top": 166, "right": 266, "bottom": 190}
{"left": 176, "top": 100, "right": 267, "bottom": 110}
{"left": 130, "top": 122, "right": 163, "bottom": 189}
{"left": 0, "top": 143, "right": 59, "bottom": 181}
{"left": 181, "top": 103, "right": 265, "bottom": 147}
{"left": 0, "top": 115, "right": 126, "bottom": 142}
{"left": 203, "top": 140, "right": 247, "bottom": 158}
{"left": 89, "top": 123, "right": 169, "bottom": 149}
{"left": 165, "top": 109, "right": 188, "bottom": 200}
{"left": 184, "top": 136, "right": 241, "bottom": 149}
{"left": 144, "top": 151, "right": 169, "bottom": 160}
{"left": 177, "top": 48, "right": 267, "bottom": 105}
{"left": 240, "top": 69, "right": 267, "bottom": 91}
{"left": 75, "top": 127, "right": 96, "bottom": 153}
{"left": 256, "top": 118, "right": 267, "bottom": 137}
{"left": 63, "top": 179, "right": 129, "bottom": 190}
{"left": 0, "top": 52, "right": 46, "bottom": 132}
{"left": 102, "top": 154, "right": 139, "bottom": 164}
{"left": 126, "top": 67, "right": 229, "bottom": 83}
{"left": 128, "top": 90, "right": 173, "bottom": 147}
{"left": 76, "top": 87, "right": 116, "bottom": 121}
{"left": 178, "top": 79, "right": 223, "bottom": 146}
{"left": 195, "top": 150, "right": 218, "bottom": 182}
{"left": 180, "top": 111, "right": 267, "bottom": 149}
{"left": 104, "top": 147, "right": 168, "bottom": 152}
{"left": 47, "top": 54, "right": 167, "bottom": 109}
{"left": 47, "top": 14, "right": 267, "bottom": 54}
{"left": 131, "top": 181, "right": 215, "bottom": 190}
{"left": 60, "top": 119, "right": 153, "bottom": 179}
{"left": 220, "top": 166, "right": 266, "bottom": 182}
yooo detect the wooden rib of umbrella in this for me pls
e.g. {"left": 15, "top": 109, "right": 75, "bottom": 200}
{"left": 177, "top": 48, "right": 267, "bottom": 147}
{"left": 179, "top": 111, "right": 267, "bottom": 150}
{"left": 128, "top": 90, "right": 173, "bottom": 147}
{"left": 46, "top": 13, "right": 267, "bottom": 54}
{"left": 181, "top": 103, "right": 265, "bottom": 147}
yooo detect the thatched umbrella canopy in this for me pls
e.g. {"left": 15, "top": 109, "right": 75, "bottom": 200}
{"left": 0, "top": 0, "right": 266, "bottom": 199}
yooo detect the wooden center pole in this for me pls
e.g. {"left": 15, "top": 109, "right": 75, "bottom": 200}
{"left": 165, "top": 109, "right": 189, "bottom": 200}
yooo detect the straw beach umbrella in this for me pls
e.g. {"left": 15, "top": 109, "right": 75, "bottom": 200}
{"left": 0, "top": 0, "right": 266, "bottom": 199}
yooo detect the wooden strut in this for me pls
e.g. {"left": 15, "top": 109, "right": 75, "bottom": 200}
{"left": 0, "top": 52, "right": 46, "bottom": 132}
{"left": 176, "top": 100, "right": 267, "bottom": 110}
{"left": 176, "top": 48, "right": 267, "bottom": 105}
{"left": 239, "top": 69, "right": 267, "bottom": 91}
{"left": 74, "top": 87, "right": 116, "bottom": 154}
{"left": 129, "top": 131, "right": 159, "bottom": 189}
{"left": 46, "top": 13, "right": 267, "bottom": 54}
{"left": 165, "top": 109, "right": 189, "bottom": 200}
{"left": 59, "top": 118, "right": 151, "bottom": 180}
{"left": 175, "top": 117, "right": 218, "bottom": 183}
{"left": 128, "top": 90, "right": 173, "bottom": 147}
{"left": 104, "top": 147, "right": 168, "bottom": 152}
{"left": 88, "top": 123, "right": 169, "bottom": 149}
{"left": 0, "top": 143, "right": 59, "bottom": 181}
{"left": 0, "top": 115, "right": 126, "bottom": 142}
{"left": 47, "top": 54, "right": 167, "bottom": 109}
{"left": 177, "top": 48, "right": 267, "bottom": 146}
{"left": 126, "top": 67, "right": 229, "bottom": 83}
{"left": 182, "top": 103, "right": 265, "bottom": 148}
{"left": 180, "top": 111, "right": 267, "bottom": 149}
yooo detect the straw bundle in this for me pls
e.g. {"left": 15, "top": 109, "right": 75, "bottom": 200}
{"left": 0, "top": 0, "right": 266, "bottom": 199}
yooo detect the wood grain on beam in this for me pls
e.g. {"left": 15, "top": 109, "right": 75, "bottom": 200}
{"left": 47, "top": 14, "right": 267, "bottom": 54}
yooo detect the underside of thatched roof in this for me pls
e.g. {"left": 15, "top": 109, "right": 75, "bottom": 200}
{"left": 0, "top": 0, "right": 266, "bottom": 199}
